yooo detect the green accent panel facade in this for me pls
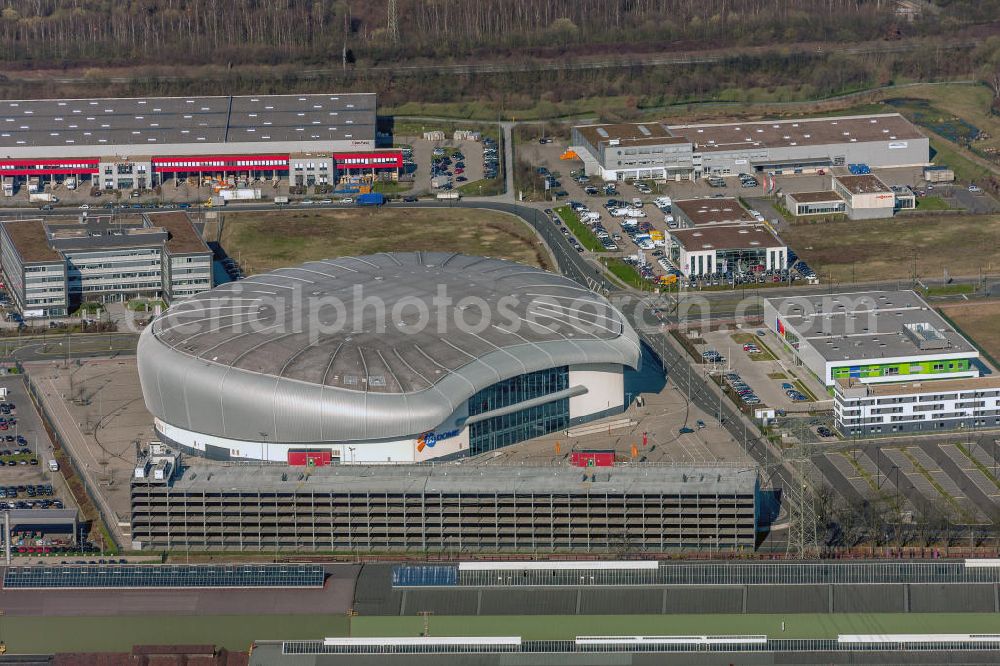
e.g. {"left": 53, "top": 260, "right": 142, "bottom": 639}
{"left": 831, "top": 358, "right": 973, "bottom": 380}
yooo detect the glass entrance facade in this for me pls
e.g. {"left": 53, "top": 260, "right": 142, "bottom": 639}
{"left": 468, "top": 366, "right": 570, "bottom": 455}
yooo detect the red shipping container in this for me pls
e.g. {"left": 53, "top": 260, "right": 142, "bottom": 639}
{"left": 287, "top": 450, "right": 333, "bottom": 467}
{"left": 571, "top": 450, "right": 615, "bottom": 467}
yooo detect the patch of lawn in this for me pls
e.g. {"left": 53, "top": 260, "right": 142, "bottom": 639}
{"left": 767, "top": 372, "right": 787, "bottom": 380}
{"left": 601, "top": 257, "right": 655, "bottom": 291}
{"left": 923, "top": 283, "right": 975, "bottom": 296}
{"left": 457, "top": 177, "right": 504, "bottom": 196}
{"left": 914, "top": 195, "right": 953, "bottom": 211}
{"left": 554, "top": 205, "right": 605, "bottom": 252}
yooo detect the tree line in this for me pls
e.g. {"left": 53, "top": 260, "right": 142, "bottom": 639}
{"left": 1, "top": 0, "right": 994, "bottom": 69}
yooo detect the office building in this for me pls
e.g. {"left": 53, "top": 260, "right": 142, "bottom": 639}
{"left": 0, "top": 211, "right": 211, "bottom": 317}
{"left": 764, "top": 291, "right": 980, "bottom": 387}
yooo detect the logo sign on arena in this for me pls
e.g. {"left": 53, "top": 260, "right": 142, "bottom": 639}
{"left": 888, "top": 141, "right": 908, "bottom": 149}
{"left": 416, "top": 428, "right": 460, "bottom": 452}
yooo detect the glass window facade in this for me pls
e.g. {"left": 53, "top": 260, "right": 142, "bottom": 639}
{"left": 468, "top": 366, "right": 568, "bottom": 416}
{"left": 467, "top": 366, "right": 570, "bottom": 455}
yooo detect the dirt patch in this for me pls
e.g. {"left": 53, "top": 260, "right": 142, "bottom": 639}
{"left": 938, "top": 299, "right": 1000, "bottom": 368}
{"left": 220, "top": 208, "right": 553, "bottom": 274}
{"left": 782, "top": 214, "right": 1000, "bottom": 282}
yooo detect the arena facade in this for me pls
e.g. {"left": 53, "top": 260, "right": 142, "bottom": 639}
{"left": 138, "top": 252, "right": 641, "bottom": 463}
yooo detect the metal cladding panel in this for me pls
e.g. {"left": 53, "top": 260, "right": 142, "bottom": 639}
{"left": 140, "top": 334, "right": 640, "bottom": 444}
{"left": 184, "top": 361, "right": 228, "bottom": 436}
{"left": 219, "top": 364, "right": 280, "bottom": 439}
{"left": 272, "top": 375, "right": 325, "bottom": 442}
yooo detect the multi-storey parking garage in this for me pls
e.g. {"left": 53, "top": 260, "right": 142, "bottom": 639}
{"left": 138, "top": 252, "right": 641, "bottom": 463}
{"left": 0, "top": 93, "right": 402, "bottom": 193}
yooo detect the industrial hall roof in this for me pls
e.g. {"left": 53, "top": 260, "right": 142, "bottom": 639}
{"left": 0, "top": 93, "right": 376, "bottom": 152}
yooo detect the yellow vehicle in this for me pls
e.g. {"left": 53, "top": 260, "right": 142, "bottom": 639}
{"left": 658, "top": 274, "right": 678, "bottom": 285}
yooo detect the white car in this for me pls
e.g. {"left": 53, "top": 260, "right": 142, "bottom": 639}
{"left": 968, "top": 184, "right": 983, "bottom": 194}
{"left": 318, "top": 198, "right": 333, "bottom": 204}
{"left": 300, "top": 199, "right": 315, "bottom": 205}
{"left": 79, "top": 204, "right": 90, "bottom": 210}
{"left": 339, "top": 198, "right": 354, "bottom": 204}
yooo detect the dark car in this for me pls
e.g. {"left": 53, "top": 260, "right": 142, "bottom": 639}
{"left": 402, "top": 196, "right": 418, "bottom": 202}
{"left": 679, "top": 427, "right": 695, "bottom": 434}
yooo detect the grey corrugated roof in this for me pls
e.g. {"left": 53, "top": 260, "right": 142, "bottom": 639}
{"left": 138, "top": 253, "right": 641, "bottom": 443}
{"left": 0, "top": 93, "right": 375, "bottom": 150}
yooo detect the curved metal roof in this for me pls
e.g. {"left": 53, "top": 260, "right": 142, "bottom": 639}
{"left": 138, "top": 252, "right": 640, "bottom": 443}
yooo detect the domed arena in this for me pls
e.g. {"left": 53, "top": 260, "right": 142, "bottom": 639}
{"left": 138, "top": 252, "right": 640, "bottom": 463}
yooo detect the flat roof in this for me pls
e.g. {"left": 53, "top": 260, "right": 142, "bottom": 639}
{"left": 767, "top": 291, "right": 979, "bottom": 363}
{"left": 1, "top": 218, "right": 61, "bottom": 263}
{"left": 574, "top": 122, "right": 688, "bottom": 150}
{"left": 786, "top": 190, "right": 844, "bottom": 203}
{"left": 45, "top": 216, "right": 166, "bottom": 252}
{"left": 836, "top": 375, "right": 1000, "bottom": 396}
{"left": 673, "top": 198, "right": 757, "bottom": 226}
{"left": 668, "top": 113, "right": 924, "bottom": 152}
{"left": 0, "top": 93, "right": 375, "bottom": 150}
{"left": 834, "top": 174, "right": 892, "bottom": 195}
{"left": 161, "top": 463, "right": 758, "bottom": 496}
{"left": 669, "top": 224, "right": 784, "bottom": 251}
{"left": 145, "top": 211, "right": 210, "bottom": 254}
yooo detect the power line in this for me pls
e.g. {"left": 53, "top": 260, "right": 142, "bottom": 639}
{"left": 387, "top": 0, "right": 400, "bottom": 45}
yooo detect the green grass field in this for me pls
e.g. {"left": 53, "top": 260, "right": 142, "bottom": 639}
{"left": 914, "top": 195, "right": 953, "bottom": 211}
{"left": 2, "top": 614, "right": 351, "bottom": 653}
{"left": 352, "top": 613, "right": 1000, "bottom": 641}
{"left": 457, "top": 177, "right": 504, "bottom": 196}
{"left": 219, "top": 208, "right": 552, "bottom": 273}
{"left": 554, "top": 205, "right": 605, "bottom": 252}
{"left": 601, "top": 257, "right": 654, "bottom": 291}
{"left": 6, "top": 612, "right": 1000, "bottom": 653}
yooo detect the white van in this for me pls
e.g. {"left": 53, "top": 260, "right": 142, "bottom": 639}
{"left": 47, "top": 459, "right": 59, "bottom": 472}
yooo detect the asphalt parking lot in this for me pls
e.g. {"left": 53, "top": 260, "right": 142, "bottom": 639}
{"left": 696, "top": 327, "right": 830, "bottom": 413}
{"left": 396, "top": 134, "right": 485, "bottom": 195}
{"left": 0, "top": 375, "right": 77, "bottom": 513}
{"left": 816, "top": 439, "right": 1000, "bottom": 527}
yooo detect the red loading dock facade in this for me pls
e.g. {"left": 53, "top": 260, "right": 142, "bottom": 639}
{"left": 0, "top": 150, "right": 402, "bottom": 186}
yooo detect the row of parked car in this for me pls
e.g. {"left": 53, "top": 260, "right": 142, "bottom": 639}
{"left": 1, "top": 483, "right": 55, "bottom": 498}
{"left": 483, "top": 137, "right": 499, "bottom": 180}
{"left": 780, "top": 381, "right": 809, "bottom": 402}
{"left": 724, "top": 372, "right": 762, "bottom": 406}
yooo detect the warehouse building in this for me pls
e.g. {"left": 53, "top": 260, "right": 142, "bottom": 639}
{"left": 672, "top": 198, "right": 758, "bottom": 228}
{"left": 129, "top": 462, "right": 760, "bottom": 552}
{"left": 138, "top": 252, "right": 641, "bottom": 464}
{"left": 0, "top": 211, "right": 211, "bottom": 317}
{"left": 0, "top": 94, "right": 402, "bottom": 193}
{"left": 570, "top": 123, "right": 694, "bottom": 182}
{"left": 834, "top": 375, "right": 1000, "bottom": 437}
{"left": 785, "top": 175, "right": 915, "bottom": 219}
{"left": 571, "top": 113, "right": 928, "bottom": 181}
{"left": 668, "top": 225, "right": 787, "bottom": 278}
{"left": 764, "top": 291, "right": 980, "bottom": 388}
